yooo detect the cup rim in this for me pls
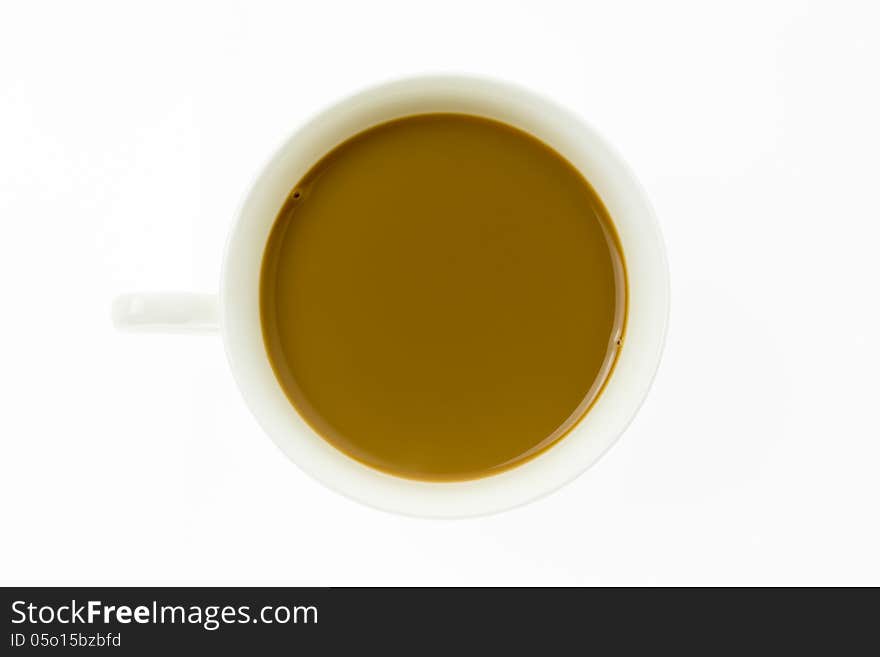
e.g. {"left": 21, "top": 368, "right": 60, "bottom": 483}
{"left": 219, "top": 74, "right": 670, "bottom": 518}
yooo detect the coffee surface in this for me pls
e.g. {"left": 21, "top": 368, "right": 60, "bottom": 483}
{"left": 261, "top": 113, "right": 626, "bottom": 481}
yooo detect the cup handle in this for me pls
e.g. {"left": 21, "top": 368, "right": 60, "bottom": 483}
{"left": 111, "top": 293, "right": 220, "bottom": 335}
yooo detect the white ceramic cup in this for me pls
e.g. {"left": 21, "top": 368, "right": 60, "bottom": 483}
{"left": 112, "top": 75, "right": 670, "bottom": 518}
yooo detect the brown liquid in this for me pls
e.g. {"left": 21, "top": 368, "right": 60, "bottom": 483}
{"left": 260, "top": 114, "right": 626, "bottom": 481}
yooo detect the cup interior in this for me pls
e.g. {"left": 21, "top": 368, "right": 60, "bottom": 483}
{"left": 220, "top": 75, "right": 669, "bottom": 517}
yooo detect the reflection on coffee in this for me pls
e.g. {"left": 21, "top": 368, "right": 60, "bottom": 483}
{"left": 260, "top": 114, "right": 626, "bottom": 481}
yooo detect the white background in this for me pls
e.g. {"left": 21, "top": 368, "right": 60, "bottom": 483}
{"left": 1, "top": 0, "right": 878, "bottom": 586}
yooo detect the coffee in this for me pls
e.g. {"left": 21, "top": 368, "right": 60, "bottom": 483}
{"left": 260, "top": 113, "right": 626, "bottom": 481}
